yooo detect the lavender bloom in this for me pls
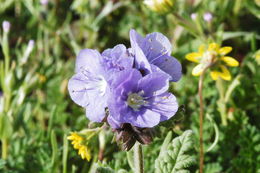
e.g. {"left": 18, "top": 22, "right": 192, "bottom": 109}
{"left": 129, "top": 29, "right": 182, "bottom": 82}
{"left": 191, "top": 13, "right": 197, "bottom": 20}
{"left": 2, "top": 21, "right": 10, "bottom": 33}
{"left": 40, "top": 0, "right": 48, "bottom": 5}
{"left": 102, "top": 44, "right": 134, "bottom": 74}
{"left": 203, "top": 12, "right": 213, "bottom": 22}
{"left": 107, "top": 69, "right": 178, "bottom": 128}
{"left": 68, "top": 49, "right": 110, "bottom": 122}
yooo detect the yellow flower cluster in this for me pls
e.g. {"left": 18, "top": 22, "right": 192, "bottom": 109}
{"left": 67, "top": 132, "right": 91, "bottom": 161}
{"left": 186, "top": 43, "right": 239, "bottom": 81}
{"left": 144, "top": 0, "right": 174, "bottom": 14}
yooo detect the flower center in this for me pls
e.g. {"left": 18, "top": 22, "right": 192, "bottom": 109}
{"left": 201, "top": 51, "right": 216, "bottom": 66}
{"left": 95, "top": 76, "right": 107, "bottom": 96}
{"left": 82, "top": 69, "right": 108, "bottom": 96}
{"left": 127, "top": 92, "right": 146, "bottom": 111}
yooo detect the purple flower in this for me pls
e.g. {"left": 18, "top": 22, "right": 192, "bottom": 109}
{"left": 68, "top": 49, "right": 110, "bottom": 122}
{"left": 107, "top": 69, "right": 178, "bottom": 128}
{"left": 102, "top": 44, "right": 134, "bottom": 74}
{"left": 2, "top": 21, "right": 10, "bottom": 33}
{"left": 203, "top": 12, "right": 213, "bottom": 22}
{"left": 191, "top": 13, "right": 197, "bottom": 20}
{"left": 129, "top": 29, "right": 182, "bottom": 82}
{"left": 40, "top": 0, "right": 48, "bottom": 5}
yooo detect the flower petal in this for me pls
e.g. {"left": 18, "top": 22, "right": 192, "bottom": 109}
{"left": 152, "top": 55, "right": 182, "bottom": 82}
{"left": 199, "top": 44, "right": 206, "bottom": 54}
{"left": 68, "top": 73, "right": 91, "bottom": 107}
{"left": 130, "top": 109, "right": 161, "bottom": 128}
{"left": 221, "top": 56, "right": 239, "bottom": 67}
{"left": 75, "top": 49, "right": 103, "bottom": 74}
{"left": 85, "top": 92, "right": 107, "bottom": 122}
{"left": 130, "top": 30, "right": 152, "bottom": 73}
{"left": 210, "top": 71, "right": 220, "bottom": 80}
{"left": 138, "top": 71, "right": 170, "bottom": 96}
{"left": 148, "top": 92, "right": 178, "bottom": 122}
{"left": 143, "top": 32, "right": 172, "bottom": 58}
{"left": 102, "top": 44, "right": 127, "bottom": 58}
{"left": 208, "top": 43, "right": 219, "bottom": 51}
{"left": 192, "top": 64, "right": 204, "bottom": 76}
{"left": 219, "top": 65, "right": 231, "bottom": 81}
{"left": 131, "top": 29, "right": 172, "bottom": 60}
{"left": 218, "top": 47, "right": 232, "bottom": 55}
{"left": 102, "top": 44, "right": 134, "bottom": 75}
{"left": 111, "top": 69, "right": 142, "bottom": 94}
{"left": 107, "top": 115, "right": 121, "bottom": 129}
{"left": 186, "top": 52, "right": 201, "bottom": 63}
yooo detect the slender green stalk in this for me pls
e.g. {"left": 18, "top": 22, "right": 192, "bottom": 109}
{"left": 198, "top": 66, "right": 210, "bottom": 173}
{"left": 216, "top": 78, "right": 227, "bottom": 126}
{"left": 63, "top": 134, "right": 68, "bottom": 173}
{"left": 134, "top": 142, "right": 144, "bottom": 173}
{"left": 1, "top": 139, "right": 8, "bottom": 160}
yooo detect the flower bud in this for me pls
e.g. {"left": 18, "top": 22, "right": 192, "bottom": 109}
{"left": 191, "top": 13, "right": 197, "bottom": 20}
{"left": 203, "top": 12, "right": 213, "bottom": 22}
{"left": 21, "top": 40, "right": 35, "bottom": 64}
{"left": 144, "top": 0, "right": 175, "bottom": 14}
{"left": 2, "top": 21, "right": 10, "bottom": 33}
{"left": 40, "top": 0, "right": 48, "bottom": 5}
{"left": 28, "top": 40, "right": 35, "bottom": 52}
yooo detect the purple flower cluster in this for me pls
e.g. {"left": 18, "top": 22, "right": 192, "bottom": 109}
{"left": 68, "top": 29, "right": 182, "bottom": 129}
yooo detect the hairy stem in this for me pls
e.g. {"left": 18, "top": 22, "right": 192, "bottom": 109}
{"left": 198, "top": 67, "right": 209, "bottom": 173}
{"left": 134, "top": 142, "right": 144, "bottom": 173}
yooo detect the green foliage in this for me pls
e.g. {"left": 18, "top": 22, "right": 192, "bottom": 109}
{"left": 155, "top": 130, "right": 196, "bottom": 173}
{"left": 0, "top": 0, "right": 259, "bottom": 172}
{"left": 95, "top": 165, "right": 114, "bottom": 173}
{"left": 231, "top": 124, "right": 260, "bottom": 172}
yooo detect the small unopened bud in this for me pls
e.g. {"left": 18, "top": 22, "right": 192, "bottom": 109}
{"left": 203, "top": 12, "right": 213, "bottom": 22}
{"left": 191, "top": 13, "right": 197, "bottom": 20}
{"left": 28, "top": 40, "right": 35, "bottom": 50}
{"left": 40, "top": 0, "right": 48, "bottom": 5}
{"left": 21, "top": 40, "right": 35, "bottom": 64}
{"left": 2, "top": 21, "right": 10, "bottom": 33}
{"left": 144, "top": 0, "right": 175, "bottom": 14}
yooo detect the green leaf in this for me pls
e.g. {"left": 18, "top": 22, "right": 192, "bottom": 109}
{"left": 155, "top": 130, "right": 196, "bottom": 173}
{"left": 0, "top": 159, "right": 6, "bottom": 169}
{"left": 0, "top": 114, "right": 13, "bottom": 139}
{"left": 95, "top": 165, "right": 115, "bottom": 173}
{"left": 50, "top": 130, "right": 58, "bottom": 172}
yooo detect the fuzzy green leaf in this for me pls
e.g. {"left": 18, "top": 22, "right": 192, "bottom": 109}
{"left": 155, "top": 130, "right": 196, "bottom": 173}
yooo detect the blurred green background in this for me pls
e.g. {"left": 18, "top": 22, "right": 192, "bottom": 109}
{"left": 0, "top": 0, "right": 260, "bottom": 172}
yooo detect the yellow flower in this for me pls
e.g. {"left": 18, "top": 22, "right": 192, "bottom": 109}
{"left": 254, "top": 50, "right": 260, "bottom": 65}
{"left": 185, "top": 43, "right": 239, "bottom": 81}
{"left": 37, "top": 73, "right": 46, "bottom": 83}
{"left": 144, "top": 0, "right": 174, "bottom": 14}
{"left": 67, "top": 132, "right": 91, "bottom": 161}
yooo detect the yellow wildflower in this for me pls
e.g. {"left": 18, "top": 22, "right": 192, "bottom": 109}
{"left": 144, "top": 0, "right": 174, "bottom": 14}
{"left": 185, "top": 43, "right": 239, "bottom": 81}
{"left": 37, "top": 73, "right": 46, "bottom": 83}
{"left": 67, "top": 132, "right": 91, "bottom": 161}
{"left": 254, "top": 50, "right": 260, "bottom": 65}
